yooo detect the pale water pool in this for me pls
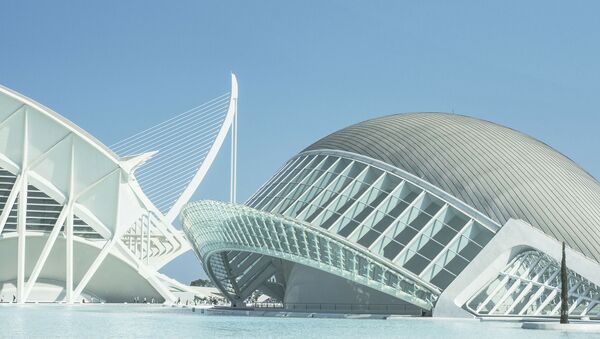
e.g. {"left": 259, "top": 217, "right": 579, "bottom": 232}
{"left": 0, "top": 304, "right": 597, "bottom": 338}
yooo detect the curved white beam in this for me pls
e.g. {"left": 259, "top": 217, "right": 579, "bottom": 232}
{"left": 165, "top": 73, "right": 238, "bottom": 223}
{"left": 0, "top": 84, "right": 121, "bottom": 164}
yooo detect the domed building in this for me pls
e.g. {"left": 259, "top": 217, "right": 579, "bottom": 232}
{"left": 183, "top": 113, "right": 600, "bottom": 318}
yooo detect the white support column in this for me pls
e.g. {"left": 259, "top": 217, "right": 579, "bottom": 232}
{"left": 65, "top": 136, "right": 75, "bottom": 304}
{"left": 139, "top": 218, "right": 143, "bottom": 260}
{"left": 73, "top": 170, "right": 122, "bottom": 302}
{"left": 65, "top": 206, "right": 74, "bottom": 303}
{"left": 146, "top": 212, "right": 151, "bottom": 264}
{"left": 72, "top": 238, "right": 117, "bottom": 300}
{"left": 16, "top": 174, "right": 27, "bottom": 304}
{"left": 230, "top": 95, "right": 237, "bottom": 203}
{"left": 16, "top": 109, "right": 28, "bottom": 304}
{"left": 23, "top": 205, "right": 69, "bottom": 301}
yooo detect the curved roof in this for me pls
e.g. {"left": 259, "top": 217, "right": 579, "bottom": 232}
{"left": 304, "top": 112, "right": 600, "bottom": 263}
{"left": 0, "top": 84, "right": 120, "bottom": 163}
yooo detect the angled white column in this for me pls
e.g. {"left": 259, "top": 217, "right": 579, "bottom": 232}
{"left": 0, "top": 174, "right": 21, "bottom": 234}
{"left": 72, "top": 238, "right": 116, "bottom": 300}
{"left": 23, "top": 205, "right": 69, "bottom": 301}
{"left": 139, "top": 218, "right": 143, "bottom": 259}
{"left": 146, "top": 212, "right": 151, "bottom": 264}
{"left": 72, "top": 170, "right": 121, "bottom": 302}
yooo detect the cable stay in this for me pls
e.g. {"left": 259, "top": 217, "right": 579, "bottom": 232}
{"left": 111, "top": 74, "right": 239, "bottom": 222}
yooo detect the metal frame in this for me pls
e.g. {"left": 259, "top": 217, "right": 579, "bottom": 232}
{"left": 182, "top": 200, "right": 440, "bottom": 310}
{"left": 466, "top": 250, "right": 600, "bottom": 317}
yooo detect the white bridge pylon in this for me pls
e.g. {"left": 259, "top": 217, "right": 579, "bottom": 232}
{"left": 166, "top": 73, "right": 238, "bottom": 222}
{"left": 113, "top": 73, "right": 239, "bottom": 223}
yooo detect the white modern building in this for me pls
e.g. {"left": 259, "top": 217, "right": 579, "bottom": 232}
{"left": 0, "top": 75, "right": 238, "bottom": 303}
{"left": 182, "top": 113, "right": 600, "bottom": 318}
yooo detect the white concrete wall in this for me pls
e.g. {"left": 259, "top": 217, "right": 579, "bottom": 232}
{"left": 434, "top": 219, "right": 600, "bottom": 318}
{"left": 284, "top": 263, "right": 422, "bottom": 315}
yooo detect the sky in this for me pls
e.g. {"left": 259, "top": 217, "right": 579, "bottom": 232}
{"left": 2, "top": 1, "right": 600, "bottom": 283}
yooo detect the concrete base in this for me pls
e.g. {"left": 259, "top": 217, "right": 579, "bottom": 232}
{"left": 522, "top": 322, "right": 600, "bottom": 333}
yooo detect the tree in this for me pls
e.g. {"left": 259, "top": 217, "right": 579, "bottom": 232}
{"left": 190, "top": 278, "right": 215, "bottom": 287}
{"left": 560, "top": 241, "right": 569, "bottom": 324}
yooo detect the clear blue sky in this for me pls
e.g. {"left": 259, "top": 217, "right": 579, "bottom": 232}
{"left": 2, "top": 1, "right": 600, "bottom": 283}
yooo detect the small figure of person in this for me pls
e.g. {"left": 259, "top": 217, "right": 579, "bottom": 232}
{"left": 151, "top": 297, "right": 155, "bottom": 304}
{"left": 143, "top": 297, "right": 147, "bottom": 304}
{"left": 177, "top": 297, "right": 181, "bottom": 304}
{"left": 13, "top": 295, "right": 16, "bottom": 303}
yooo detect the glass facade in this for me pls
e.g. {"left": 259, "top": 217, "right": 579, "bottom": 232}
{"left": 182, "top": 151, "right": 501, "bottom": 311}
{"left": 0, "top": 168, "right": 99, "bottom": 239}
{"left": 182, "top": 200, "right": 439, "bottom": 310}
{"left": 246, "top": 153, "right": 496, "bottom": 289}
{"left": 466, "top": 250, "right": 600, "bottom": 318}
